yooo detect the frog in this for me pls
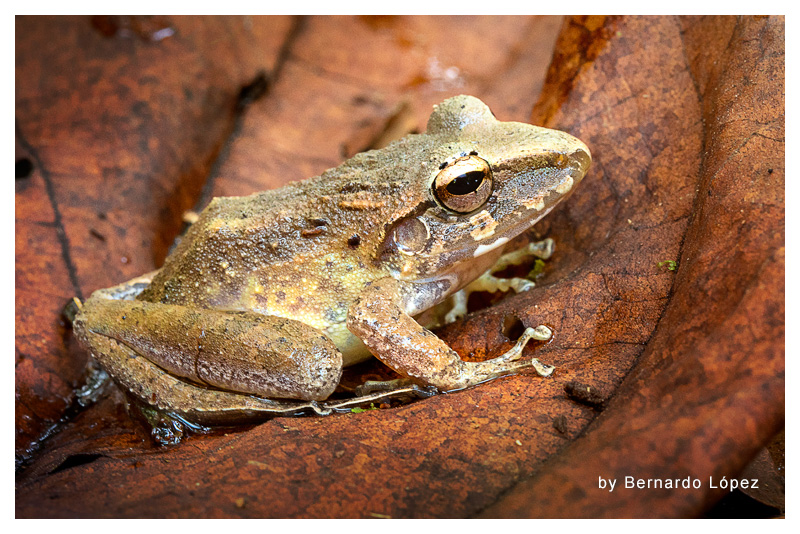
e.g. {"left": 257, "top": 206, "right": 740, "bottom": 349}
{"left": 72, "top": 95, "right": 591, "bottom": 426}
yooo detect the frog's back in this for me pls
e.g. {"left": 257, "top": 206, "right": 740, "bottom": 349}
{"left": 138, "top": 135, "right": 432, "bottom": 331}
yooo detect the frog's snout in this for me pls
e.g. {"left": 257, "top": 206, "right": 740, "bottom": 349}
{"left": 568, "top": 146, "right": 592, "bottom": 184}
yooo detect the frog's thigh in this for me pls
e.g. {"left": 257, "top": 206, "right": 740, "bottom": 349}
{"left": 77, "top": 328, "right": 334, "bottom": 424}
{"left": 347, "top": 278, "right": 542, "bottom": 392}
{"left": 74, "top": 298, "right": 342, "bottom": 402}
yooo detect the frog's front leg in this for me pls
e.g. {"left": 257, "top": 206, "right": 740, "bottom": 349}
{"left": 73, "top": 295, "right": 343, "bottom": 423}
{"left": 444, "top": 238, "right": 555, "bottom": 324}
{"left": 347, "top": 278, "right": 553, "bottom": 392}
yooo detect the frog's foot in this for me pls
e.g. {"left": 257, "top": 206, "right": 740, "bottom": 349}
{"left": 133, "top": 400, "right": 213, "bottom": 446}
{"left": 349, "top": 278, "right": 556, "bottom": 392}
{"left": 65, "top": 271, "right": 159, "bottom": 324}
{"left": 498, "top": 325, "right": 555, "bottom": 377}
{"left": 354, "top": 378, "right": 434, "bottom": 396}
{"left": 452, "top": 324, "right": 554, "bottom": 381}
{"left": 74, "top": 358, "right": 112, "bottom": 407}
{"left": 322, "top": 384, "right": 438, "bottom": 414}
{"left": 442, "top": 239, "right": 555, "bottom": 325}
{"left": 493, "top": 238, "right": 555, "bottom": 268}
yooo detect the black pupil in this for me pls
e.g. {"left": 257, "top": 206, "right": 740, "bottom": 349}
{"left": 446, "top": 171, "right": 485, "bottom": 195}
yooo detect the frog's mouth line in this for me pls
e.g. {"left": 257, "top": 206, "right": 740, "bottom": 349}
{"left": 472, "top": 236, "right": 510, "bottom": 258}
{"left": 471, "top": 202, "right": 558, "bottom": 259}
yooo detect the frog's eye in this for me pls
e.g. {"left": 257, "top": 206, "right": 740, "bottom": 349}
{"left": 432, "top": 155, "right": 494, "bottom": 214}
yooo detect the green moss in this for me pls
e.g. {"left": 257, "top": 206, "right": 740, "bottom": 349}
{"left": 658, "top": 260, "right": 678, "bottom": 272}
{"left": 528, "top": 258, "right": 547, "bottom": 279}
{"left": 351, "top": 403, "right": 378, "bottom": 413}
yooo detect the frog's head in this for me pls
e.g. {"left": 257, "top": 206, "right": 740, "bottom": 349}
{"left": 380, "top": 95, "right": 590, "bottom": 300}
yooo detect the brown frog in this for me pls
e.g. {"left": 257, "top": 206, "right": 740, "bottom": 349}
{"left": 72, "top": 95, "right": 591, "bottom": 425}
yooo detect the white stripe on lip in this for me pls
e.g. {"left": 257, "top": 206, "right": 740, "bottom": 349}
{"left": 473, "top": 237, "right": 509, "bottom": 258}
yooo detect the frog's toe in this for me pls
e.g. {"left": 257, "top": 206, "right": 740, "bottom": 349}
{"left": 444, "top": 308, "right": 466, "bottom": 324}
{"left": 308, "top": 401, "right": 333, "bottom": 416}
{"left": 510, "top": 277, "right": 536, "bottom": 293}
{"left": 530, "top": 238, "right": 555, "bottom": 260}
{"left": 529, "top": 358, "right": 556, "bottom": 377}
{"left": 446, "top": 290, "right": 469, "bottom": 322}
{"left": 496, "top": 325, "right": 553, "bottom": 364}
{"left": 504, "top": 327, "right": 535, "bottom": 360}
{"left": 530, "top": 324, "right": 553, "bottom": 341}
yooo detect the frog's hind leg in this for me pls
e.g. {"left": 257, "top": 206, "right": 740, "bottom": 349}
{"left": 77, "top": 327, "right": 333, "bottom": 426}
{"left": 78, "top": 318, "right": 432, "bottom": 429}
{"left": 73, "top": 297, "right": 344, "bottom": 424}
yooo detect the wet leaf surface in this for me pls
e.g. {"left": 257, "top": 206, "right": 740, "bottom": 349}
{"left": 15, "top": 15, "right": 783, "bottom": 518}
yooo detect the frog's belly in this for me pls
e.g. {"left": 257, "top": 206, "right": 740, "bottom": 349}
{"left": 240, "top": 304, "right": 372, "bottom": 367}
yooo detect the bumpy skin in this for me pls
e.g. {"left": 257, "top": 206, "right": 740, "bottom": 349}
{"left": 74, "top": 95, "right": 591, "bottom": 423}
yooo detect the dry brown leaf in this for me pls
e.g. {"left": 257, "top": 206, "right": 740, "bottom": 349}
{"left": 15, "top": 15, "right": 783, "bottom": 518}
